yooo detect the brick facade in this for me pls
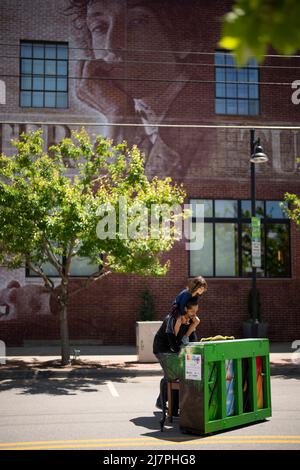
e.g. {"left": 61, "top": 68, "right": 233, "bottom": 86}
{"left": 0, "top": 0, "right": 300, "bottom": 345}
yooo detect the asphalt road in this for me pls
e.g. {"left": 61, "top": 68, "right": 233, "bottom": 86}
{"left": 0, "top": 373, "right": 299, "bottom": 450}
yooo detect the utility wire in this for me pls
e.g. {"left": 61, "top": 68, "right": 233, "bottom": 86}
{"left": 2, "top": 121, "right": 300, "bottom": 130}
{"left": 1, "top": 42, "right": 300, "bottom": 59}
{"left": 2, "top": 54, "right": 300, "bottom": 70}
{"left": 0, "top": 73, "right": 295, "bottom": 87}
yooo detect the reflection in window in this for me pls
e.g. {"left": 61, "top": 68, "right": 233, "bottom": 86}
{"left": 28, "top": 256, "right": 101, "bottom": 278}
{"left": 189, "top": 199, "right": 291, "bottom": 278}
{"left": 241, "top": 200, "right": 264, "bottom": 218}
{"left": 20, "top": 41, "right": 68, "bottom": 108}
{"left": 215, "top": 223, "right": 238, "bottom": 276}
{"left": 266, "top": 201, "right": 288, "bottom": 219}
{"left": 190, "top": 223, "right": 213, "bottom": 277}
{"left": 266, "top": 224, "right": 290, "bottom": 277}
{"left": 190, "top": 199, "right": 213, "bottom": 218}
{"left": 28, "top": 260, "right": 59, "bottom": 277}
{"left": 215, "top": 200, "right": 238, "bottom": 218}
{"left": 215, "top": 51, "right": 259, "bottom": 116}
{"left": 69, "top": 256, "right": 101, "bottom": 277}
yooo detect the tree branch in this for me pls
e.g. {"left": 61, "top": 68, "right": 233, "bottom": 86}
{"left": 64, "top": 238, "right": 76, "bottom": 277}
{"left": 42, "top": 238, "right": 64, "bottom": 277}
{"left": 26, "top": 257, "right": 55, "bottom": 291}
{"left": 68, "top": 269, "right": 111, "bottom": 298}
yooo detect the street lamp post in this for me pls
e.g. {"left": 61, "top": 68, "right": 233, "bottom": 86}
{"left": 250, "top": 130, "right": 257, "bottom": 324}
{"left": 249, "top": 129, "right": 268, "bottom": 330}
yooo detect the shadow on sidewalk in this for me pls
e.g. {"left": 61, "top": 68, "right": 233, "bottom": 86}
{"left": 0, "top": 358, "right": 139, "bottom": 370}
{"left": 0, "top": 375, "right": 127, "bottom": 396}
{"left": 271, "top": 362, "right": 300, "bottom": 380}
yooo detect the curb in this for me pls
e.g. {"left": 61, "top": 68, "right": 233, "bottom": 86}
{"left": 0, "top": 368, "right": 163, "bottom": 380}
{"left": 1, "top": 364, "right": 298, "bottom": 381}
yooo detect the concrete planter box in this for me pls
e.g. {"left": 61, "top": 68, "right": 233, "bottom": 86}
{"left": 136, "top": 321, "right": 162, "bottom": 363}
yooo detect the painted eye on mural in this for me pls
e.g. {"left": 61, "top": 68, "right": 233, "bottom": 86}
{"left": 127, "top": 15, "right": 150, "bottom": 28}
{"left": 91, "top": 21, "right": 109, "bottom": 35}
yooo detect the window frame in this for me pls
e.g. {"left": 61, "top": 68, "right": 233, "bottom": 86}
{"left": 189, "top": 199, "right": 291, "bottom": 279}
{"left": 19, "top": 40, "right": 69, "bottom": 109}
{"left": 214, "top": 50, "right": 260, "bottom": 116}
{"left": 25, "top": 254, "right": 103, "bottom": 279}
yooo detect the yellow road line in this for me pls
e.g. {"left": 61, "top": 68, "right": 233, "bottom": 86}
{"left": 0, "top": 437, "right": 190, "bottom": 447}
{"left": 1, "top": 437, "right": 300, "bottom": 450}
{"left": 2, "top": 442, "right": 300, "bottom": 450}
{"left": 1, "top": 435, "right": 300, "bottom": 447}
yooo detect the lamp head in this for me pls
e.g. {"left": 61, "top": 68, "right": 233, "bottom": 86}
{"left": 250, "top": 142, "right": 269, "bottom": 164}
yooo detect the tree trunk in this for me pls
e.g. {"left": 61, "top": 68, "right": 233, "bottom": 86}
{"left": 59, "top": 282, "right": 70, "bottom": 365}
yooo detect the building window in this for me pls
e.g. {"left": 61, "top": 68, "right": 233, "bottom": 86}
{"left": 27, "top": 256, "right": 102, "bottom": 278}
{"left": 20, "top": 41, "right": 68, "bottom": 108}
{"left": 190, "top": 199, "right": 290, "bottom": 278}
{"left": 0, "top": 80, "right": 6, "bottom": 104}
{"left": 215, "top": 51, "right": 259, "bottom": 116}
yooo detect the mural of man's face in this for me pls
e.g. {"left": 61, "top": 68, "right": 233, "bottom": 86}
{"left": 71, "top": 0, "right": 212, "bottom": 177}
{"left": 86, "top": 0, "right": 178, "bottom": 97}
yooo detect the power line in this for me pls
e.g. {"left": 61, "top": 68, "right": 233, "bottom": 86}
{"left": 0, "top": 73, "right": 295, "bottom": 87}
{"left": 2, "top": 54, "right": 300, "bottom": 70}
{"left": 2, "top": 121, "right": 300, "bottom": 130}
{"left": 1, "top": 42, "right": 300, "bottom": 59}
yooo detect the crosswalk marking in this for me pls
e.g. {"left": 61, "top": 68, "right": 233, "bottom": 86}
{"left": 106, "top": 381, "right": 119, "bottom": 397}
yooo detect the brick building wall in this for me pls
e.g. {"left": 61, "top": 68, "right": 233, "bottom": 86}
{"left": 0, "top": 0, "right": 300, "bottom": 345}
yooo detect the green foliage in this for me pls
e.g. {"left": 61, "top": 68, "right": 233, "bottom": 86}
{"left": 138, "top": 288, "right": 155, "bottom": 321}
{"left": 283, "top": 192, "right": 300, "bottom": 227}
{"left": 283, "top": 159, "right": 300, "bottom": 226}
{"left": 0, "top": 129, "right": 187, "bottom": 283}
{"left": 220, "top": 0, "right": 300, "bottom": 65}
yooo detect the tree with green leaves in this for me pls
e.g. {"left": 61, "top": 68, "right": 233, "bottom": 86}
{"left": 0, "top": 129, "right": 186, "bottom": 364}
{"left": 220, "top": 0, "right": 300, "bottom": 64}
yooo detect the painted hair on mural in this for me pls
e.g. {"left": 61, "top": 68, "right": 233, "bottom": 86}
{"left": 64, "top": 0, "right": 205, "bottom": 60}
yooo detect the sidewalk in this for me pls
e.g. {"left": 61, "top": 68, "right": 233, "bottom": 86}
{"left": 0, "top": 343, "right": 299, "bottom": 379}
{"left": 0, "top": 345, "right": 161, "bottom": 379}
